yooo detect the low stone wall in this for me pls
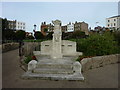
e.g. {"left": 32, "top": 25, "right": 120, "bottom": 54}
{"left": 0, "top": 45, "right": 2, "bottom": 52}
{"left": 24, "top": 42, "right": 41, "bottom": 56}
{"left": 80, "top": 54, "right": 120, "bottom": 72}
{"left": 2, "top": 43, "right": 19, "bottom": 53}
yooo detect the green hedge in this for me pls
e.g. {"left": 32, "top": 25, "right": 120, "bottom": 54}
{"left": 23, "top": 39, "right": 44, "bottom": 42}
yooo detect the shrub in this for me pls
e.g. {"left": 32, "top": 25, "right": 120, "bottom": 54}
{"left": 24, "top": 56, "right": 32, "bottom": 64}
{"left": 34, "top": 31, "right": 44, "bottom": 39}
{"left": 114, "top": 31, "right": 120, "bottom": 45}
{"left": 26, "top": 35, "right": 34, "bottom": 39}
{"left": 76, "top": 55, "right": 93, "bottom": 61}
{"left": 24, "top": 56, "right": 37, "bottom": 64}
{"left": 77, "top": 32, "right": 119, "bottom": 56}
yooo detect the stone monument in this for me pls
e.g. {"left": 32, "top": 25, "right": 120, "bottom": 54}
{"left": 40, "top": 20, "right": 82, "bottom": 57}
{"left": 22, "top": 20, "right": 84, "bottom": 80}
{"left": 51, "top": 20, "right": 62, "bottom": 59}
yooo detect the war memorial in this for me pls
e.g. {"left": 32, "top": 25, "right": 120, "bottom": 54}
{"left": 22, "top": 20, "right": 84, "bottom": 80}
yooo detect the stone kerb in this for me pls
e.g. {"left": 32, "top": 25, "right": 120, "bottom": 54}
{"left": 81, "top": 54, "right": 119, "bottom": 72}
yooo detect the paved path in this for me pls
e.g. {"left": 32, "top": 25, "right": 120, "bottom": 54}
{"left": 2, "top": 49, "right": 119, "bottom": 88}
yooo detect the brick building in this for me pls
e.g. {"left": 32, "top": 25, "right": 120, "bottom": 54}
{"left": 41, "top": 22, "right": 48, "bottom": 36}
{"left": 41, "top": 22, "right": 54, "bottom": 36}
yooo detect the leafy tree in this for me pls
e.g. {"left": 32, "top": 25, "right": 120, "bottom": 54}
{"left": 2, "top": 29, "right": 15, "bottom": 40}
{"left": 46, "top": 32, "right": 53, "bottom": 39}
{"left": 72, "top": 30, "right": 86, "bottom": 39}
{"left": 15, "top": 30, "right": 26, "bottom": 41}
{"left": 44, "top": 28, "right": 48, "bottom": 32}
{"left": 2, "top": 18, "right": 9, "bottom": 30}
{"left": 34, "top": 31, "right": 44, "bottom": 39}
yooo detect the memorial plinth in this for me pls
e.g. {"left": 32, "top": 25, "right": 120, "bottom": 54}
{"left": 22, "top": 20, "right": 84, "bottom": 80}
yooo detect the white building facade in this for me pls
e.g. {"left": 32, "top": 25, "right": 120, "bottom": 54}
{"left": 16, "top": 21, "right": 26, "bottom": 31}
{"left": 66, "top": 22, "right": 74, "bottom": 32}
{"left": 106, "top": 15, "right": 120, "bottom": 30}
{"left": 7, "top": 19, "right": 26, "bottom": 31}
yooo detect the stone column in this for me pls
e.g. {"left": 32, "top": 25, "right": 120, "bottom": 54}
{"left": 51, "top": 20, "right": 63, "bottom": 59}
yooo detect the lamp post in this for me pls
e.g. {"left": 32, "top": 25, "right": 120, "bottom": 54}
{"left": 33, "top": 24, "right": 36, "bottom": 32}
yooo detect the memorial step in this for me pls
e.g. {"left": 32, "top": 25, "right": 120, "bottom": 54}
{"left": 36, "top": 63, "right": 73, "bottom": 69}
{"left": 22, "top": 71, "right": 84, "bottom": 80}
{"left": 33, "top": 68, "right": 74, "bottom": 74}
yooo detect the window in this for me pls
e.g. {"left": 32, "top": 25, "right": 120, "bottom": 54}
{"left": 114, "top": 19, "right": 116, "bottom": 21}
{"left": 108, "top": 20, "right": 110, "bottom": 22}
{"left": 108, "top": 24, "right": 109, "bottom": 27}
{"left": 114, "top": 23, "right": 116, "bottom": 26}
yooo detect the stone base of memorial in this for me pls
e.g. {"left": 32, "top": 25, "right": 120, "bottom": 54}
{"left": 22, "top": 20, "right": 84, "bottom": 81}
{"left": 22, "top": 54, "right": 84, "bottom": 80}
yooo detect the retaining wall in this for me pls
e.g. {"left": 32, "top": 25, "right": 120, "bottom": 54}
{"left": 24, "top": 42, "right": 41, "bottom": 56}
{"left": 80, "top": 54, "right": 120, "bottom": 72}
{"left": 2, "top": 43, "right": 19, "bottom": 53}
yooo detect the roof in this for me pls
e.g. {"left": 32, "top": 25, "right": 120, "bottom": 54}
{"left": 108, "top": 15, "right": 120, "bottom": 18}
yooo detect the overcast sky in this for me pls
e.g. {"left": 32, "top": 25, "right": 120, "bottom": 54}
{"left": 1, "top": 2, "right": 118, "bottom": 32}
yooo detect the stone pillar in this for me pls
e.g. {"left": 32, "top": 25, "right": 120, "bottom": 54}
{"left": 73, "top": 61, "right": 82, "bottom": 74}
{"left": 51, "top": 20, "right": 63, "bottom": 59}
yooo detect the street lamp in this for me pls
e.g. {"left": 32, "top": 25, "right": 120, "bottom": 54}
{"left": 33, "top": 24, "right": 37, "bottom": 32}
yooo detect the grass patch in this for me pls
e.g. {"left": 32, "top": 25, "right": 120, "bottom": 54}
{"left": 23, "top": 39, "right": 44, "bottom": 42}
